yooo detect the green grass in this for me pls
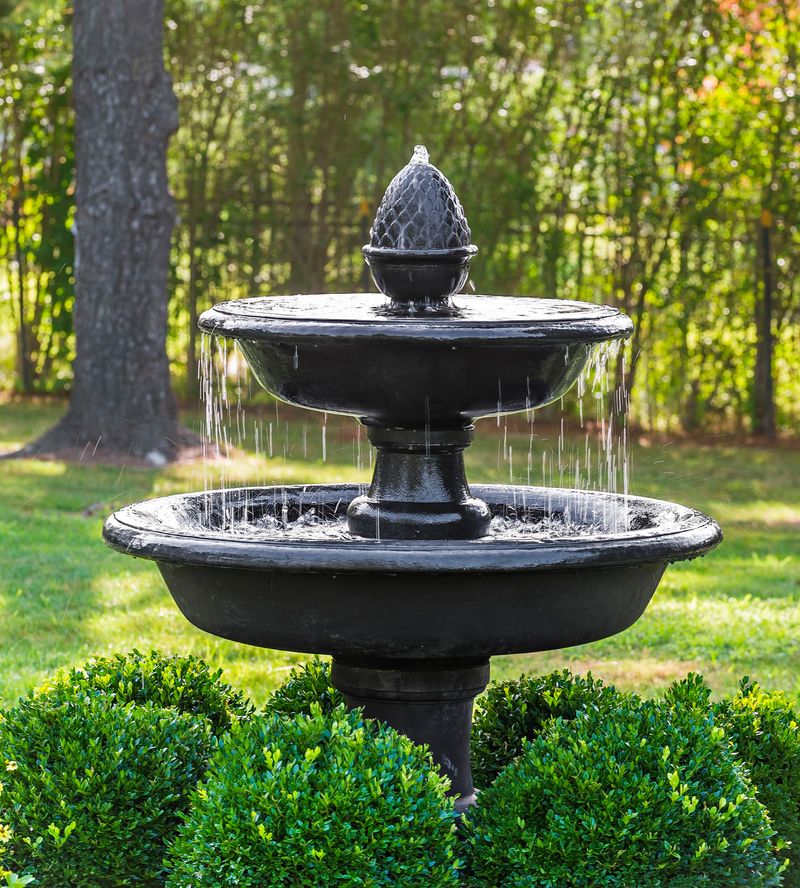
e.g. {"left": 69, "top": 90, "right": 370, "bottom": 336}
{"left": 1, "top": 397, "right": 798, "bottom": 707}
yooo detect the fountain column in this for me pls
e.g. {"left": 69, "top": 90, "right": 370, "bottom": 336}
{"left": 346, "top": 426, "right": 491, "bottom": 540}
{"left": 331, "top": 658, "right": 490, "bottom": 812}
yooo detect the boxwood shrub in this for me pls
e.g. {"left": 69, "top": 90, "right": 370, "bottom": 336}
{"left": 1, "top": 805, "right": 33, "bottom": 887}
{"left": 662, "top": 670, "right": 714, "bottom": 711}
{"left": 471, "top": 669, "right": 625, "bottom": 786}
{"left": 465, "top": 696, "right": 784, "bottom": 887}
{"left": 165, "top": 706, "right": 461, "bottom": 887}
{"left": 263, "top": 657, "right": 344, "bottom": 717}
{"left": 0, "top": 696, "right": 211, "bottom": 887}
{"left": 668, "top": 673, "right": 799, "bottom": 885}
{"left": 34, "top": 649, "right": 251, "bottom": 734}
{"left": 718, "top": 678, "right": 800, "bottom": 885}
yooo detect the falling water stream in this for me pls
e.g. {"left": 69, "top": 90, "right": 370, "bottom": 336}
{"left": 194, "top": 328, "right": 633, "bottom": 542}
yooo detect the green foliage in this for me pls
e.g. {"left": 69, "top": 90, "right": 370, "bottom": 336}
{"left": 165, "top": 706, "right": 461, "bottom": 887}
{"left": 666, "top": 672, "right": 800, "bottom": 883}
{"left": 662, "top": 670, "right": 714, "bottom": 711}
{"left": 471, "top": 669, "right": 625, "bottom": 786}
{"left": 1, "top": 0, "right": 799, "bottom": 432}
{"left": 262, "top": 657, "right": 344, "bottom": 718}
{"left": 3, "top": 876, "right": 35, "bottom": 887}
{"left": 34, "top": 649, "right": 252, "bottom": 734}
{"left": 0, "top": 3, "right": 74, "bottom": 392}
{"left": 1, "top": 805, "right": 31, "bottom": 886}
{"left": 0, "top": 696, "right": 211, "bottom": 887}
{"left": 465, "top": 697, "right": 785, "bottom": 887}
{"left": 717, "top": 678, "right": 800, "bottom": 885}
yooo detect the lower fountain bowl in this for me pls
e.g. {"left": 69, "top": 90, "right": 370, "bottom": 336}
{"left": 102, "top": 484, "right": 721, "bottom": 658}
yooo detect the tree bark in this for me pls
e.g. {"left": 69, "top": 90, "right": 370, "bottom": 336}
{"left": 32, "top": 0, "right": 180, "bottom": 459}
{"left": 753, "top": 209, "right": 776, "bottom": 440}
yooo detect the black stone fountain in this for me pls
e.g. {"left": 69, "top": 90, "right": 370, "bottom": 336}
{"left": 104, "top": 146, "right": 721, "bottom": 811}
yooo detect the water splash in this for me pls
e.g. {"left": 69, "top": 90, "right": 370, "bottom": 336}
{"left": 411, "top": 144, "right": 430, "bottom": 165}
{"left": 515, "top": 339, "right": 631, "bottom": 529}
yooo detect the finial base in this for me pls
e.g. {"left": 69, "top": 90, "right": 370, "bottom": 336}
{"left": 362, "top": 244, "right": 477, "bottom": 306}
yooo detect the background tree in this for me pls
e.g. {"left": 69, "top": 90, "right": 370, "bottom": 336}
{"left": 30, "top": 0, "right": 181, "bottom": 459}
{"left": 0, "top": 3, "right": 73, "bottom": 394}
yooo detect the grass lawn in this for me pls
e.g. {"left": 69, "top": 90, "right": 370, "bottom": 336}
{"left": 1, "top": 396, "right": 798, "bottom": 708}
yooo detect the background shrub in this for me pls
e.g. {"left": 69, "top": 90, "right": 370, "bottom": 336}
{"left": 0, "top": 696, "right": 210, "bottom": 887}
{"left": 263, "top": 658, "right": 344, "bottom": 717}
{"left": 466, "top": 696, "right": 784, "bottom": 887}
{"left": 471, "top": 669, "right": 626, "bottom": 786}
{"left": 165, "top": 705, "right": 460, "bottom": 887}
{"left": 34, "top": 649, "right": 251, "bottom": 734}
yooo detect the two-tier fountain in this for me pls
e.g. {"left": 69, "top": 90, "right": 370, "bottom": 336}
{"left": 104, "top": 147, "right": 721, "bottom": 811}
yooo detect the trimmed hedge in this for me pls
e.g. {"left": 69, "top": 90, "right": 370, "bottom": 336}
{"left": 471, "top": 669, "right": 625, "bottom": 786}
{"left": 465, "top": 696, "right": 784, "bottom": 887}
{"left": 4, "top": 654, "right": 795, "bottom": 887}
{"left": 0, "top": 696, "right": 210, "bottom": 887}
{"left": 34, "top": 649, "right": 252, "bottom": 734}
{"left": 263, "top": 658, "right": 344, "bottom": 717}
{"left": 668, "top": 673, "right": 799, "bottom": 885}
{"left": 718, "top": 678, "right": 800, "bottom": 885}
{"left": 165, "top": 706, "right": 461, "bottom": 887}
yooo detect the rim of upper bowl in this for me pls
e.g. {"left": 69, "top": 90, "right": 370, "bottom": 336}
{"left": 198, "top": 294, "right": 635, "bottom": 342}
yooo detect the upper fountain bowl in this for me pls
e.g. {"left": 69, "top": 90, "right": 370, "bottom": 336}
{"left": 199, "top": 145, "right": 633, "bottom": 432}
{"left": 363, "top": 145, "right": 477, "bottom": 304}
{"left": 198, "top": 293, "right": 632, "bottom": 428}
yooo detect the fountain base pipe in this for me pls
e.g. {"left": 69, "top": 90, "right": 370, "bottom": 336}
{"left": 331, "top": 657, "right": 489, "bottom": 813}
{"left": 346, "top": 425, "right": 491, "bottom": 540}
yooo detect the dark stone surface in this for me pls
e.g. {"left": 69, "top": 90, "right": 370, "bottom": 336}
{"left": 361, "top": 245, "right": 476, "bottom": 305}
{"left": 369, "top": 145, "right": 472, "bottom": 251}
{"left": 346, "top": 426, "right": 492, "bottom": 540}
{"left": 103, "top": 483, "right": 721, "bottom": 657}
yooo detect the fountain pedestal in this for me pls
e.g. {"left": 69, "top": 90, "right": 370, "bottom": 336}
{"left": 331, "top": 658, "right": 489, "bottom": 812}
{"left": 346, "top": 426, "right": 491, "bottom": 540}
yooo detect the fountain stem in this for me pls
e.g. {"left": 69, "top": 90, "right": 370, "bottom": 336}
{"left": 331, "top": 658, "right": 489, "bottom": 812}
{"left": 346, "top": 425, "right": 491, "bottom": 540}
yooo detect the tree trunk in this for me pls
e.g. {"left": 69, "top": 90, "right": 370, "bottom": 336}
{"left": 33, "top": 0, "right": 180, "bottom": 459}
{"left": 185, "top": 203, "right": 200, "bottom": 402}
{"left": 753, "top": 209, "right": 776, "bottom": 439}
{"left": 12, "top": 187, "right": 32, "bottom": 394}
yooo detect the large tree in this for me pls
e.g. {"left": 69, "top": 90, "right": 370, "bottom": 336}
{"left": 31, "top": 0, "right": 181, "bottom": 460}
